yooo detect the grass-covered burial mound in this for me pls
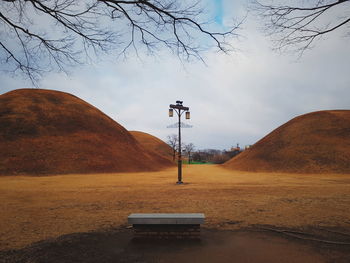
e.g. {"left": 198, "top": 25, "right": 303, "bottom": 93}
{"left": 0, "top": 89, "right": 173, "bottom": 175}
{"left": 224, "top": 110, "right": 350, "bottom": 174}
{"left": 130, "top": 131, "right": 174, "bottom": 162}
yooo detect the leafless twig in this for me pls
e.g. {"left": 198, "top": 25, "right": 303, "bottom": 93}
{"left": 0, "top": 0, "right": 240, "bottom": 85}
{"left": 251, "top": 0, "right": 350, "bottom": 56}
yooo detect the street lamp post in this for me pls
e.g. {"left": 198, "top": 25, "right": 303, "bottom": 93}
{"left": 169, "top": 101, "right": 190, "bottom": 184}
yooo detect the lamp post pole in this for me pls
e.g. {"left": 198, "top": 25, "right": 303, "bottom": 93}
{"left": 177, "top": 111, "right": 182, "bottom": 183}
{"left": 169, "top": 101, "right": 190, "bottom": 184}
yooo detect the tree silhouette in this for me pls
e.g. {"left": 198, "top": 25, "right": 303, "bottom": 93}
{"left": 183, "top": 143, "right": 195, "bottom": 164}
{"left": 0, "top": 0, "right": 240, "bottom": 84}
{"left": 252, "top": 0, "right": 350, "bottom": 55}
{"left": 184, "top": 143, "right": 195, "bottom": 164}
{"left": 166, "top": 134, "right": 178, "bottom": 161}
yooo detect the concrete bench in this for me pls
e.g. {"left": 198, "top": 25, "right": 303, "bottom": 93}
{"left": 128, "top": 213, "right": 205, "bottom": 239}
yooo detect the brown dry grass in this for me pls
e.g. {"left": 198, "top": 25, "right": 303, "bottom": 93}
{"left": 224, "top": 110, "right": 350, "bottom": 173}
{"left": 1, "top": 165, "right": 349, "bottom": 250}
{"left": 0, "top": 89, "right": 173, "bottom": 174}
{"left": 130, "top": 131, "right": 174, "bottom": 161}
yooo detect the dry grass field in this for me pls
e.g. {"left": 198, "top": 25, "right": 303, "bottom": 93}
{"left": 1, "top": 165, "right": 349, "bottom": 251}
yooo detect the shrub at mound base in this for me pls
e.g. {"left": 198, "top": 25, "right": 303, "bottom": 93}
{"left": 0, "top": 89, "right": 173, "bottom": 175}
{"left": 130, "top": 131, "right": 174, "bottom": 161}
{"left": 224, "top": 110, "right": 350, "bottom": 173}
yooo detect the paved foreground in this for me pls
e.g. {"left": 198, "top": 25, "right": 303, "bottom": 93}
{"left": 1, "top": 228, "right": 349, "bottom": 263}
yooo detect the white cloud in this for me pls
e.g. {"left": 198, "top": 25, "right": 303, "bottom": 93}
{"left": 1, "top": 2, "right": 349, "bottom": 150}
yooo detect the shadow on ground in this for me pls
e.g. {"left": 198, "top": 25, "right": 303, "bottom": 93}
{"left": 1, "top": 227, "right": 349, "bottom": 263}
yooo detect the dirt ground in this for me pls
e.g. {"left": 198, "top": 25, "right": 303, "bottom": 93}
{"left": 1, "top": 228, "right": 349, "bottom": 263}
{"left": 1, "top": 165, "right": 350, "bottom": 261}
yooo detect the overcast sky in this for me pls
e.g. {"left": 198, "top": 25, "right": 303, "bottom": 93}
{"left": 1, "top": 0, "right": 349, "bottom": 150}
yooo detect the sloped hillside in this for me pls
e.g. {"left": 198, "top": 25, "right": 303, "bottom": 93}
{"left": 0, "top": 89, "right": 173, "bottom": 175}
{"left": 224, "top": 110, "right": 350, "bottom": 173}
{"left": 130, "top": 131, "right": 174, "bottom": 161}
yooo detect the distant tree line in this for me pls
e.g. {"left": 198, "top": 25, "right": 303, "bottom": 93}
{"left": 167, "top": 134, "right": 244, "bottom": 164}
{"left": 167, "top": 134, "right": 196, "bottom": 164}
{"left": 192, "top": 148, "right": 241, "bottom": 164}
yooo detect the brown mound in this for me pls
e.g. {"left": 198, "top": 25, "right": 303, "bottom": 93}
{"left": 0, "top": 89, "right": 173, "bottom": 175}
{"left": 130, "top": 131, "right": 174, "bottom": 161}
{"left": 224, "top": 110, "right": 350, "bottom": 173}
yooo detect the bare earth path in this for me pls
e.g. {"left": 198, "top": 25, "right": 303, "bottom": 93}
{"left": 0, "top": 165, "right": 349, "bottom": 261}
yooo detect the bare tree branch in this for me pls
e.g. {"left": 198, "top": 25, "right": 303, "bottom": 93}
{"left": 0, "top": 0, "right": 240, "bottom": 85}
{"left": 183, "top": 142, "right": 195, "bottom": 164}
{"left": 251, "top": 0, "right": 350, "bottom": 55}
{"left": 166, "top": 134, "right": 178, "bottom": 161}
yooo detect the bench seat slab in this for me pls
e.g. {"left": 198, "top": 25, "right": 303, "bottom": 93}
{"left": 128, "top": 213, "right": 205, "bottom": 225}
